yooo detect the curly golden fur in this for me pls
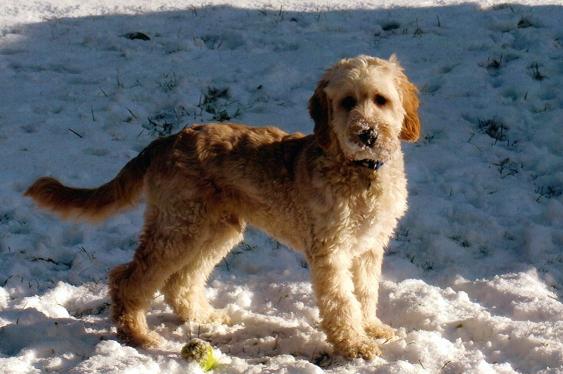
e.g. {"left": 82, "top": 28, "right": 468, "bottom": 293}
{"left": 25, "top": 55, "right": 420, "bottom": 359}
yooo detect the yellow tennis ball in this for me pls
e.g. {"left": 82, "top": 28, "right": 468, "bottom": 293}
{"left": 181, "top": 338, "right": 219, "bottom": 372}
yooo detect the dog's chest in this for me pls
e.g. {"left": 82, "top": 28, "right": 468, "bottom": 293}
{"left": 344, "top": 179, "right": 407, "bottom": 254}
{"left": 347, "top": 197, "right": 383, "bottom": 252}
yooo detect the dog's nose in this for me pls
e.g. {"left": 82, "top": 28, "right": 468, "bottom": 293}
{"left": 358, "top": 129, "right": 378, "bottom": 147}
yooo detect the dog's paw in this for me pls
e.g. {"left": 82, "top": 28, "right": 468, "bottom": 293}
{"left": 336, "top": 337, "right": 381, "bottom": 360}
{"left": 142, "top": 331, "right": 164, "bottom": 348}
{"left": 178, "top": 307, "right": 231, "bottom": 325}
{"left": 207, "top": 308, "right": 231, "bottom": 325}
{"left": 365, "top": 320, "right": 395, "bottom": 340}
{"left": 119, "top": 329, "right": 163, "bottom": 349}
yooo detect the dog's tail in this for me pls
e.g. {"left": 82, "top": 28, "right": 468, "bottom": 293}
{"left": 25, "top": 135, "right": 175, "bottom": 222}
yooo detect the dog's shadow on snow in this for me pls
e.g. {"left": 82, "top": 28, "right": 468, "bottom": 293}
{"left": 4, "top": 1, "right": 561, "bottom": 296}
{"left": 0, "top": 307, "right": 109, "bottom": 362}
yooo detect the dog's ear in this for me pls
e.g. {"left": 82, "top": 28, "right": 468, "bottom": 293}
{"left": 398, "top": 76, "right": 421, "bottom": 142}
{"left": 308, "top": 80, "right": 331, "bottom": 148}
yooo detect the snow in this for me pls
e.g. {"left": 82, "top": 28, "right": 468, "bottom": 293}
{"left": 1, "top": 0, "right": 562, "bottom": 373}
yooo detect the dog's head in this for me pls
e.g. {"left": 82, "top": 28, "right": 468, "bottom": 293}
{"left": 309, "top": 55, "right": 420, "bottom": 168}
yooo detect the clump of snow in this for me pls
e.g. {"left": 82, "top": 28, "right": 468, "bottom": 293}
{"left": 1, "top": 0, "right": 562, "bottom": 373}
{"left": 73, "top": 340, "right": 166, "bottom": 373}
{"left": 0, "top": 288, "right": 9, "bottom": 310}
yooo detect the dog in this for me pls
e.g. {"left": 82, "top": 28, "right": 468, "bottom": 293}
{"left": 25, "top": 54, "right": 420, "bottom": 359}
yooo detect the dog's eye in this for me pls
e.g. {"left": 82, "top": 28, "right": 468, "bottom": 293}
{"left": 340, "top": 96, "right": 357, "bottom": 111}
{"left": 374, "top": 94, "right": 388, "bottom": 106}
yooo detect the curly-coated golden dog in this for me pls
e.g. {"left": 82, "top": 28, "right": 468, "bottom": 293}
{"left": 25, "top": 55, "right": 420, "bottom": 359}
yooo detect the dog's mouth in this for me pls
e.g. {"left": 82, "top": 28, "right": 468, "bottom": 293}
{"left": 353, "top": 159, "right": 384, "bottom": 170}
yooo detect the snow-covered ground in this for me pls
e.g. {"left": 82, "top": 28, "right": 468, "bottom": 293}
{"left": 1, "top": 1, "right": 562, "bottom": 373}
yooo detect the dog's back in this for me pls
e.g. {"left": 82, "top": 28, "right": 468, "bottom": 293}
{"left": 25, "top": 124, "right": 310, "bottom": 224}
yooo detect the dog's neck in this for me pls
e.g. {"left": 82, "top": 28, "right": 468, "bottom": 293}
{"left": 313, "top": 135, "right": 389, "bottom": 173}
{"left": 352, "top": 159, "right": 384, "bottom": 171}
{"left": 316, "top": 144, "right": 390, "bottom": 173}
{"left": 312, "top": 145, "right": 390, "bottom": 191}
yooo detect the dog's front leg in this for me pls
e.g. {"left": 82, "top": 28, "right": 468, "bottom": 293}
{"left": 352, "top": 250, "right": 395, "bottom": 340}
{"left": 308, "top": 252, "right": 381, "bottom": 359}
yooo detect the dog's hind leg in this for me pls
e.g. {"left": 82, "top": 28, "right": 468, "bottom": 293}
{"left": 108, "top": 204, "right": 213, "bottom": 348}
{"left": 162, "top": 216, "right": 244, "bottom": 325}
